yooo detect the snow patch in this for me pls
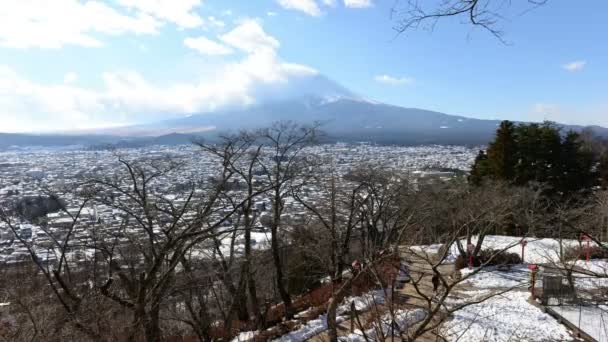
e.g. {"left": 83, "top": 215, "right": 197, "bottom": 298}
{"left": 460, "top": 265, "right": 530, "bottom": 289}
{"left": 442, "top": 291, "right": 572, "bottom": 341}
{"left": 339, "top": 309, "right": 426, "bottom": 341}
{"left": 554, "top": 305, "right": 608, "bottom": 342}
{"left": 273, "top": 290, "right": 386, "bottom": 341}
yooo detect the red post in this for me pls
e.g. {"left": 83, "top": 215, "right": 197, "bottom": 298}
{"left": 467, "top": 243, "right": 474, "bottom": 270}
{"left": 581, "top": 234, "right": 592, "bottom": 262}
{"left": 528, "top": 264, "right": 538, "bottom": 300}
{"left": 531, "top": 271, "right": 535, "bottom": 300}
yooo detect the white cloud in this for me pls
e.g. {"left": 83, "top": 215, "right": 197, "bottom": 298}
{"left": 533, "top": 103, "right": 561, "bottom": 117}
{"left": 267, "top": 11, "right": 279, "bottom": 16}
{"left": 0, "top": 0, "right": 160, "bottom": 48}
{"left": 562, "top": 60, "right": 586, "bottom": 72}
{"left": 184, "top": 36, "right": 233, "bottom": 55}
{"left": 374, "top": 74, "right": 414, "bottom": 86}
{"left": 116, "top": 0, "right": 204, "bottom": 28}
{"left": 277, "top": 0, "right": 322, "bottom": 16}
{"left": 207, "top": 16, "right": 225, "bottom": 28}
{"left": 322, "top": 0, "right": 337, "bottom": 6}
{"left": 63, "top": 72, "right": 78, "bottom": 84}
{"left": 0, "top": 66, "right": 108, "bottom": 131}
{"left": 220, "top": 20, "right": 280, "bottom": 53}
{"left": 0, "top": 21, "right": 318, "bottom": 133}
{"left": 344, "top": 0, "right": 373, "bottom": 8}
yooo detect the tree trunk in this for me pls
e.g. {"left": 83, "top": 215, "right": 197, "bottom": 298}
{"left": 143, "top": 306, "right": 161, "bottom": 342}
{"left": 271, "top": 225, "right": 294, "bottom": 319}
{"left": 244, "top": 218, "right": 263, "bottom": 327}
{"left": 271, "top": 194, "right": 294, "bottom": 319}
{"left": 327, "top": 274, "right": 357, "bottom": 342}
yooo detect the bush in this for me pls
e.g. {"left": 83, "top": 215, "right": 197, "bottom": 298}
{"left": 479, "top": 249, "right": 522, "bottom": 266}
{"left": 454, "top": 249, "right": 521, "bottom": 270}
{"left": 564, "top": 245, "right": 608, "bottom": 261}
{"left": 454, "top": 254, "right": 481, "bottom": 270}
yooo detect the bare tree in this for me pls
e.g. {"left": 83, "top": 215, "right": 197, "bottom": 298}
{"left": 392, "top": 0, "right": 550, "bottom": 42}
{"left": 254, "top": 121, "right": 321, "bottom": 319}
{"left": 195, "top": 132, "right": 268, "bottom": 331}
{"left": 0, "top": 153, "right": 262, "bottom": 341}
{"left": 291, "top": 162, "right": 366, "bottom": 283}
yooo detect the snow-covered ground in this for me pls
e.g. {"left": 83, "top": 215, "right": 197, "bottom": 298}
{"left": 231, "top": 331, "right": 258, "bottom": 342}
{"left": 442, "top": 291, "right": 573, "bottom": 341}
{"left": 576, "top": 259, "right": 608, "bottom": 275}
{"left": 446, "top": 235, "right": 587, "bottom": 264}
{"left": 339, "top": 309, "right": 426, "bottom": 342}
{"left": 410, "top": 235, "right": 598, "bottom": 265}
{"left": 573, "top": 260, "right": 608, "bottom": 290}
{"left": 411, "top": 236, "right": 608, "bottom": 341}
{"left": 271, "top": 290, "right": 386, "bottom": 342}
{"left": 554, "top": 305, "right": 608, "bottom": 342}
{"left": 408, "top": 243, "right": 443, "bottom": 256}
{"left": 460, "top": 265, "right": 531, "bottom": 289}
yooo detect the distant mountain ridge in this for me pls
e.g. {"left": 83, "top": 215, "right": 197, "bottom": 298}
{"left": 2, "top": 75, "right": 607, "bottom": 149}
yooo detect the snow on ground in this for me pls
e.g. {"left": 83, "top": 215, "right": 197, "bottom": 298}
{"left": 554, "top": 305, "right": 608, "bottom": 342}
{"left": 338, "top": 290, "right": 386, "bottom": 314}
{"left": 339, "top": 309, "right": 426, "bottom": 342}
{"left": 251, "top": 231, "right": 272, "bottom": 250}
{"left": 573, "top": 259, "right": 608, "bottom": 290}
{"left": 273, "top": 313, "right": 346, "bottom": 342}
{"left": 231, "top": 331, "right": 258, "bottom": 342}
{"left": 442, "top": 291, "right": 573, "bottom": 341}
{"left": 408, "top": 244, "right": 443, "bottom": 256}
{"left": 273, "top": 290, "right": 386, "bottom": 342}
{"left": 460, "top": 265, "right": 531, "bottom": 289}
{"left": 408, "top": 236, "right": 608, "bottom": 341}
{"left": 576, "top": 259, "right": 608, "bottom": 274}
{"left": 423, "top": 235, "right": 590, "bottom": 264}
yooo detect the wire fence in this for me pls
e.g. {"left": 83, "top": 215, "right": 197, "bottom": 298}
{"left": 542, "top": 275, "right": 608, "bottom": 342}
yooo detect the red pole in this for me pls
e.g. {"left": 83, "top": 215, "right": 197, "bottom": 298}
{"left": 531, "top": 271, "right": 535, "bottom": 300}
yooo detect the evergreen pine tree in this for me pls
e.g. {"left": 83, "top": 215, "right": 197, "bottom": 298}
{"left": 599, "top": 151, "right": 608, "bottom": 189}
{"left": 469, "top": 150, "right": 490, "bottom": 185}
{"left": 486, "top": 120, "right": 517, "bottom": 181}
{"left": 558, "top": 131, "right": 595, "bottom": 195}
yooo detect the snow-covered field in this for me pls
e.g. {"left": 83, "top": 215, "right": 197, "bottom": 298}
{"left": 410, "top": 235, "right": 600, "bottom": 265}
{"left": 459, "top": 265, "right": 531, "bottom": 289}
{"left": 442, "top": 290, "right": 573, "bottom": 341}
{"left": 414, "top": 235, "right": 608, "bottom": 342}
{"left": 449, "top": 235, "right": 587, "bottom": 264}
{"left": 554, "top": 305, "right": 608, "bottom": 342}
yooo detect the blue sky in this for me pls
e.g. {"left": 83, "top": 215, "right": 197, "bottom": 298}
{"left": 0, "top": 0, "right": 606, "bottom": 132}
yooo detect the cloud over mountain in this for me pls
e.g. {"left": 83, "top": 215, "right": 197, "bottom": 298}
{"left": 0, "top": 19, "right": 319, "bottom": 133}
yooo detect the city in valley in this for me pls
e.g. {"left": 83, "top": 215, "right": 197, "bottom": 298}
{"left": 0, "top": 143, "right": 476, "bottom": 266}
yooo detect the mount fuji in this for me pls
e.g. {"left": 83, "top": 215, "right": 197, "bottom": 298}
{"left": 1, "top": 75, "right": 607, "bottom": 148}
